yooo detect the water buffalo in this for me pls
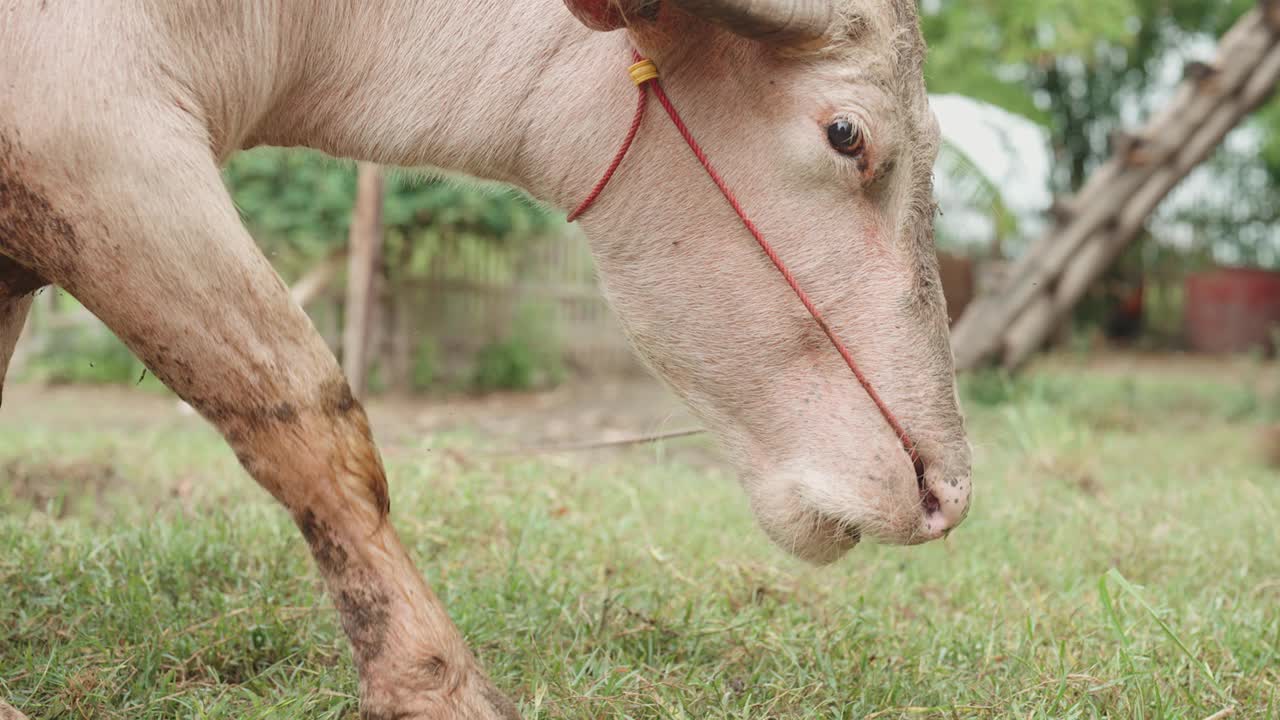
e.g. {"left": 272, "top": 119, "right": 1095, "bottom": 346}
{"left": 0, "top": 0, "right": 970, "bottom": 716}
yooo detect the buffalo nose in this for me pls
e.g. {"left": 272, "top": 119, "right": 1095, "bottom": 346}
{"left": 920, "top": 468, "right": 970, "bottom": 538}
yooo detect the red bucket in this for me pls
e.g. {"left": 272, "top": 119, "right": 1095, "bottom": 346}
{"left": 1184, "top": 266, "right": 1280, "bottom": 354}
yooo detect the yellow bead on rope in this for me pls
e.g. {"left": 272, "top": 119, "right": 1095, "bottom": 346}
{"left": 628, "top": 59, "right": 659, "bottom": 86}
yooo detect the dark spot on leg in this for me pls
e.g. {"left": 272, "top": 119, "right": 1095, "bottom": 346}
{"left": 335, "top": 581, "right": 391, "bottom": 666}
{"left": 232, "top": 401, "right": 299, "bottom": 432}
{"left": 333, "top": 406, "right": 391, "bottom": 519}
{"left": 0, "top": 255, "right": 45, "bottom": 297}
{"left": 418, "top": 654, "right": 449, "bottom": 691}
{"left": 0, "top": 134, "right": 80, "bottom": 281}
{"left": 320, "top": 376, "right": 357, "bottom": 416}
{"left": 271, "top": 402, "right": 299, "bottom": 423}
{"left": 298, "top": 509, "right": 349, "bottom": 576}
{"left": 187, "top": 397, "right": 302, "bottom": 439}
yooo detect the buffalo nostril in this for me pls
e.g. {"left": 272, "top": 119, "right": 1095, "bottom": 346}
{"left": 910, "top": 451, "right": 968, "bottom": 539}
{"left": 920, "top": 474, "right": 968, "bottom": 539}
{"left": 914, "top": 456, "right": 937, "bottom": 512}
{"left": 921, "top": 488, "right": 941, "bottom": 516}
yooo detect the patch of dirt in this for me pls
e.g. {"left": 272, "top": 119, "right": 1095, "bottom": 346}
{"left": 364, "top": 379, "right": 720, "bottom": 468}
{"left": 4, "top": 378, "right": 702, "bottom": 456}
{"left": 1, "top": 457, "right": 125, "bottom": 517}
{"left": 3, "top": 377, "right": 720, "bottom": 477}
{"left": 367, "top": 379, "right": 695, "bottom": 445}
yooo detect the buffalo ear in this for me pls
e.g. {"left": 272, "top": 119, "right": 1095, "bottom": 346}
{"left": 563, "top": 0, "right": 662, "bottom": 32}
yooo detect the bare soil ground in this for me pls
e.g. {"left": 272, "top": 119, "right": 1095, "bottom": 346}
{"left": 1, "top": 375, "right": 697, "bottom": 452}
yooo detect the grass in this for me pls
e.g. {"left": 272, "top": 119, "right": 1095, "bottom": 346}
{"left": 1, "top": 358, "right": 1279, "bottom": 718}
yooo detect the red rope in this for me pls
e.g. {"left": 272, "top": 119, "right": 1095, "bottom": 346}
{"left": 570, "top": 54, "right": 920, "bottom": 470}
{"left": 567, "top": 84, "right": 649, "bottom": 222}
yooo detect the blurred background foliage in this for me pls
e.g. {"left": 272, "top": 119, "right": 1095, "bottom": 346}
{"left": 222, "top": 150, "right": 557, "bottom": 279}
{"left": 923, "top": 0, "right": 1280, "bottom": 346}
{"left": 924, "top": 0, "right": 1266, "bottom": 191}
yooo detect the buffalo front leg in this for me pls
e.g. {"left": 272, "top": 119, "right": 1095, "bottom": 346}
{"left": 0, "top": 294, "right": 33, "bottom": 408}
{"left": 0, "top": 134, "right": 519, "bottom": 719}
{"left": 0, "top": 255, "right": 42, "bottom": 408}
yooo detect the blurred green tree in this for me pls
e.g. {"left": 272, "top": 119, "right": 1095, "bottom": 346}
{"left": 923, "top": 0, "right": 1259, "bottom": 193}
{"left": 221, "top": 147, "right": 556, "bottom": 279}
{"left": 924, "top": 0, "right": 1280, "bottom": 338}
{"left": 221, "top": 148, "right": 562, "bottom": 392}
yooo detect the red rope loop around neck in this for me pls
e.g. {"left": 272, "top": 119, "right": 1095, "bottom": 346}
{"left": 566, "top": 84, "right": 648, "bottom": 222}
{"left": 569, "top": 52, "right": 920, "bottom": 470}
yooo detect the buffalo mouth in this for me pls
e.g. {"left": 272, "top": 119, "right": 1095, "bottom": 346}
{"left": 843, "top": 523, "right": 863, "bottom": 544}
{"left": 813, "top": 510, "right": 863, "bottom": 549}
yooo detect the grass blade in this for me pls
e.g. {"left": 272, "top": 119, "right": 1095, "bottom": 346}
{"left": 1104, "top": 568, "right": 1232, "bottom": 705}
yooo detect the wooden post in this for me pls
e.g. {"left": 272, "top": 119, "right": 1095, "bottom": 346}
{"left": 343, "top": 163, "right": 384, "bottom": 400}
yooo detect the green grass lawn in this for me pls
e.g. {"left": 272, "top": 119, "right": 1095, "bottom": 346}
{"left": 1, "top": 359, "right": 1278, "bottom": 718}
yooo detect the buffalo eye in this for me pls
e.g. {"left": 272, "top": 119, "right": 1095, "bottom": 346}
{"left": 827, "top": 119, "right": 866, "bottom": 156}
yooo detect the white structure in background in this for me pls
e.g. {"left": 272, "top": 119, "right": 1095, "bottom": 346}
{"left": 930, "top": 31, "right": 1279, "bottom": 267}
{"left": 930, "top": 93, "right": 1053, "bottom": 255}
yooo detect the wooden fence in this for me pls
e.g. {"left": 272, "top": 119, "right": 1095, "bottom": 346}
{"left": 306, "top": 224, "right": 645, "bottom": 391}
{"left": 9, "top": 225, "right": 644, "bottom": 393}
{"left": 405, "top": 225, "right": 642, "bottom": 379}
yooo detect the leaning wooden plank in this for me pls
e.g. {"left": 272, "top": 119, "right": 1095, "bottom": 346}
{"left": 954, "top": 10, "right": 1267, "bottom": 329}
{"left": 998, "top": 50, "right": 1280, "bottom": 369}
{"left": 951, "top": 5, "right": 1280, "bottom": 371}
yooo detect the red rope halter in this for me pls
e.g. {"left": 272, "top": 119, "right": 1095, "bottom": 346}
{"left": 569, "top": 53, "right": 921, "bottom": 472}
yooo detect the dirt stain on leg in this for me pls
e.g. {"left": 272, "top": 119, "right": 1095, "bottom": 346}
{"left": 0, "top": 255, "right": 45, "bottom": 298}
{"left": 335, "top": 581, "right": 392, "bottom": 666}
{"left": 320, "top": 375, "right": 357, "bottom": 416}
{"left": 0, "top": 134, "right": 80, "bottom": 282}
{"left": 320, "top": 375, "right": 391, "bottom": 518}
{"left": 297, "top": 509, "right": 350, "bottom": 576}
